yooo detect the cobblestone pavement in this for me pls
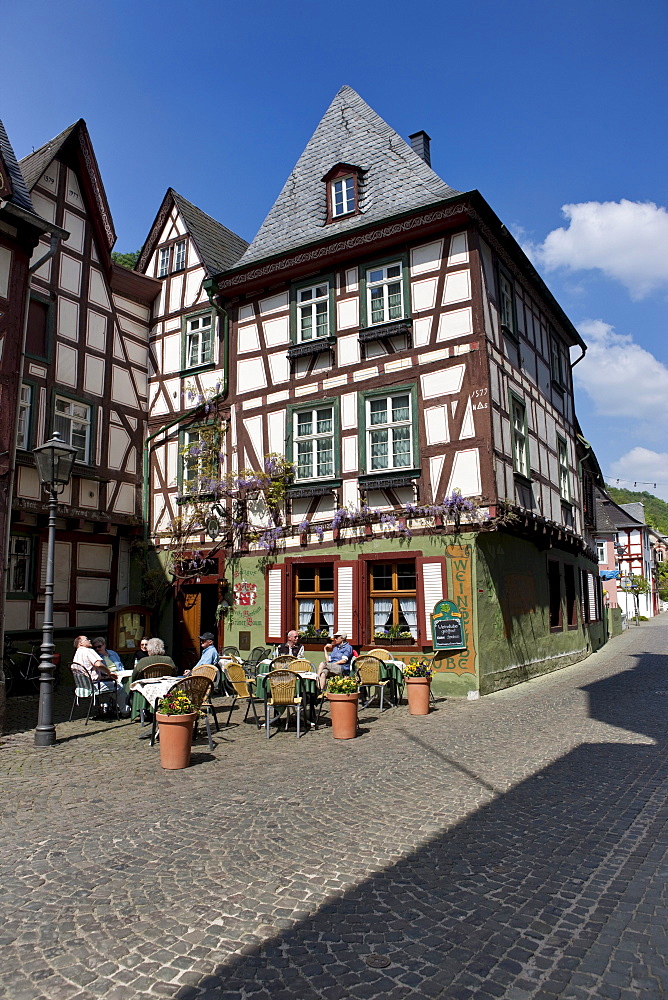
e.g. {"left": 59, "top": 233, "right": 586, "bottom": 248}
{"left": 1, "top": 621, "right": 668, "bottom": 1000}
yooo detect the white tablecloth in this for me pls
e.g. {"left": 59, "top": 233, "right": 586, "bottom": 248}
{"left": 129, "top": 677, "right": 179, "bottom": 709}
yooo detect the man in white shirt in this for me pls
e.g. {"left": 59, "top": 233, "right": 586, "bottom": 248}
{"left": 72, "top": 635, "right": 121, "bottom": 716}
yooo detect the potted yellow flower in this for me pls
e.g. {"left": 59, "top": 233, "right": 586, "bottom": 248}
{"left": 326, "top": 674, "right": 359, "bottom": 739}
{"left": 403, "top": 659, "right": 433, "bottom": 715}
{"left": 155, "top": 689, "right": 198, "bottom": 769}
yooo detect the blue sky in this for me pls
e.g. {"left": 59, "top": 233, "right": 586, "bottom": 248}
{"left": 4, "top": 0, "right": 668, "bottom": 496}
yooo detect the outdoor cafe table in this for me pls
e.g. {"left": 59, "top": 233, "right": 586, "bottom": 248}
{"left": 129, "top": 676, "right": 182, "bottom": 720}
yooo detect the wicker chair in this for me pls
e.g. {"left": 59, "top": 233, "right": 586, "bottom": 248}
{"left": 264, "top": 669, "right": 303, "bottom": 739}
{"left": 366, "top": 648, "right": 391, "bottom": 662}
{"left": 223, "top": 661, "right": 261, "bottom": 729}
{"left": 289, "top": 658, "right": 314, "bottom": 673}
{"left": 355, "top": 655, "right": 392, "bottom": 712}
{"left": 190, "top": 663, "right": 220, "bottom": 732}
{"left": 150, "top": 674, "right": 215, "bottom": 749}
{"left": 271, "top": 655, "right": 297, "bottom": 670}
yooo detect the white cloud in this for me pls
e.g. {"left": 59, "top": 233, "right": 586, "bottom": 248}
{"left": 574, "top": 319, "right": 668, "bottom": 424}
{"left": 534, "top": 200, "right": 668, "bottom": 299}
{"left": 609, "top": 448, "right": 668, "bottom": 503}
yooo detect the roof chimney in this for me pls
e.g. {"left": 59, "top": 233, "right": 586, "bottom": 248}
{"left": 409, "top": 130, "right": 431, "bottom": 167}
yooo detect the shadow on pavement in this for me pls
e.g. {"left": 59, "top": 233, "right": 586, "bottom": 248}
{"left": 175, "top": 646, "right": 668, "bottom": 1000}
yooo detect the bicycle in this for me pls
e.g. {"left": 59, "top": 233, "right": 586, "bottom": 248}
{"left": 3, "top": 640, "right": 60, "bottom": 696}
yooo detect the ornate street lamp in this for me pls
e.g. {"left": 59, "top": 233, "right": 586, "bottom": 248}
{"left": 32, "top": 432, "right": 78, "bottom": 746}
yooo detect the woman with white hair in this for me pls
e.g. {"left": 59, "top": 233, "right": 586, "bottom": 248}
{"left": 131, "top": 637, "right": 176, "bottom": 681}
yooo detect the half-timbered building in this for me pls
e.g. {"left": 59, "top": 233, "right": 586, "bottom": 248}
{"left": 137, "top": 188, "right": 248, "bottom": 655}
{"left": 171, "top": 85, "right": 603, "bottom": 696}
{"left": 0, "top": 118, "right": 58, "bottom": 713}
{"left": 4, "top": 120, "right": 160, "bottom": 648}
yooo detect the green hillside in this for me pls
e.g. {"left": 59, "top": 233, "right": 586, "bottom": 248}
{"left": 605, "top": 486, "right": 668, "bottom": 535}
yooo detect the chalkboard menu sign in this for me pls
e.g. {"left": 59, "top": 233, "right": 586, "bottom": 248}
{"left": 431, "top": 599, "right": 466, "bottom": 651}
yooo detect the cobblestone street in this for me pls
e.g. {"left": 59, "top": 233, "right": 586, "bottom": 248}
{"left": 1, "top": 620, "right": 668, "bottom": 1000}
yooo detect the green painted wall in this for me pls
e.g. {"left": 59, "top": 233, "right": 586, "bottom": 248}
{"left": 475, "top": 532, "right": 606, "bottom": 694}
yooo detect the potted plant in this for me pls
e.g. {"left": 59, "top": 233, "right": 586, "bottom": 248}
{"left": 404, "top": 659, "right": 433, "bottom": 715}
{"left": 326, "top": 674, "right": 359, "bottom": 739}
{"left": 374, "top": 625, "right": 415, "bottom": 645}
{"left": 155, "top": 689, "right": 198, "bottom": 769}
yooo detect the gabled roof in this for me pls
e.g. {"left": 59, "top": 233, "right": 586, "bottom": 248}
{"left": 136, "top": 188, "right": 249, "bottom": 277}
{"left": 19, "top": 121, "right": 79, "bottom": 191}
{"left": 236, "top": 85, "right": 460, "bottom": 268}
{"left": 0, "top": 118, "right": 35, "bottom": 214}
{"left": 595, "top": 487, "right": 646, "bottom": 532}
{"left": 19, "top": 119, "right": 117, "bottom": 252}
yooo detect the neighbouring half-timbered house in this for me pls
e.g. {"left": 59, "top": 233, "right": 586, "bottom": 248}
{"left": 188, "top": 85, "right": 605, "bottom": 696}
{"left": 3, "top": 120, "right": 160, "bottom": 650}
{"left": 0, "top": 118, "right": 58, "bottom": 715}
{"left": 137, "top": 189, "right": 248, "bottom": 657}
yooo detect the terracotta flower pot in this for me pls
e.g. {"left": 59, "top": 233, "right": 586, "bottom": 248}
{"left": 326, "top": 692, "right": 359, "bottom": 739}
{"left": 406, "top": 677, "right": 431, "bottom": 715}
{"left": 156, "top": 712, "right": 197, "bottom": 769}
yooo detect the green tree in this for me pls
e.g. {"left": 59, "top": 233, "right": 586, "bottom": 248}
{"left": 111, "top": 249, "right": 141, "bottom": 269}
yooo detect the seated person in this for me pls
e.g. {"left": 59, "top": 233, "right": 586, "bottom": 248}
{"left": 318, "top": 632, "right": 355, "bottom": 690}
{"left": 276, "top": 629, "right": 304, "bottom": 658}
{"left": 132, "top": 638, "right": 177, "bottom": 681}
{"left": 72, "top": 635, "right": 121, "bottom": 715}
{"left": 193, "top": 631, "right": 219, "bottom": 668}
{"left": 133, "top": 637, "right": 149, "bottom": 670}
{"left": 91, "top": 636, "right": 129, "bottom": 714}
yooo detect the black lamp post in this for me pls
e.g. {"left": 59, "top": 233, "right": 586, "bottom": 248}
{"left": 33, "top": 432, "right": 77, "bottom": 747}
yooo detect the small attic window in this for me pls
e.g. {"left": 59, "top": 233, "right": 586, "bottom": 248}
{"left": 322, "top": 163, "right": 362, "bottom": 224}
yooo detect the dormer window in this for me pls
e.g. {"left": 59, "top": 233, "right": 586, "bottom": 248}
{"left": 322, "top": 163, "right": 362, "bottom": 224}
{"left": 332, "top": 176, "right": 355, "bottom": 217}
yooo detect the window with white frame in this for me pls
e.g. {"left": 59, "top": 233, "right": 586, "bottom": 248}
{"left": 158, "top": 247, "right": 170, "bottom": 277}
{"left": 297, "top": 283, "right": 329, "bottom": 342}
{"left": 54, "top": 396, "right": 91, "bottom": 463}
{"left": 367, "top": 262, "right": 404, "bottom": 325}
{"left": 9, "top": 534, "right": 31, "bottom": 594}
{"left": 294, "top": 407, "right": 334, "bottom": 480}
{"left": 499, "top": 270, "right": 515, "bottom": 336}
{"left": 181, "top": 427, "right": 211, "bottom": 491}
{"left": 511, "top": 397, "right": 529, "bottom": 478}
{"left": 558, "top": 437, "right": 570, "bottom": 501}
{"left": 16, "top": 383, "right": 32, "bottom": 450}
{"left": 596, "top": 539, "right": 606, "bottom": 564}
{"left": 173, "top": 240, "right": 187, "bottom": 271}
{"left": 367, "top": 393, "right": 412, "bottom": 471}
{"left": 185, "top": 313, "right": 214, "bottom": 368}
{"left": 331, "top": 176, "right": 356, "bottom": 217}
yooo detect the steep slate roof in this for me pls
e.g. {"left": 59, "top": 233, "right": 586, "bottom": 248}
{"left": 595, "top": 488, "right": 645, "bottom": 532}
{"left": 236, "top": 85, "right": 460, "bottom": 267}
{"left": 0, "top": 118, "right": 35, "bottom": 213}
{"left": 170, "top": 190, "right": 249, "bottom": 274}
{"left": 19, "top": 121, "right": 79, "bottom": 191}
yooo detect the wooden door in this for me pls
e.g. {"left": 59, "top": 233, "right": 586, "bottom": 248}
{"left": 179, "top": 588, "right": 201, "bottom": 669}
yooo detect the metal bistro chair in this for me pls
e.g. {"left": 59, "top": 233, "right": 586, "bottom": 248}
{"left": 243, "top": 646, "right": 268, "bottom": 678}
{"left": 69, "top": 664, "right": 119, "bottom": 724}
{"left": 222, "top": 661, "right": 262, "bottom": 729}
{"left": 190, "top": 663, "right": 221, "bottom": 733}
{"left": 133, "top": 662, "right": 176, "bottom": 727}
{"left": 264, "top": 670, "right": 304, "bottom": 739}
{"left": 355, "top": 655, "right": 393, "bottom": 712}
{"left": 150, "top": 674, "right": 215, "bottom": 749}
{"left": 222, "top": 646, "right": 241, "bottom": 660}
